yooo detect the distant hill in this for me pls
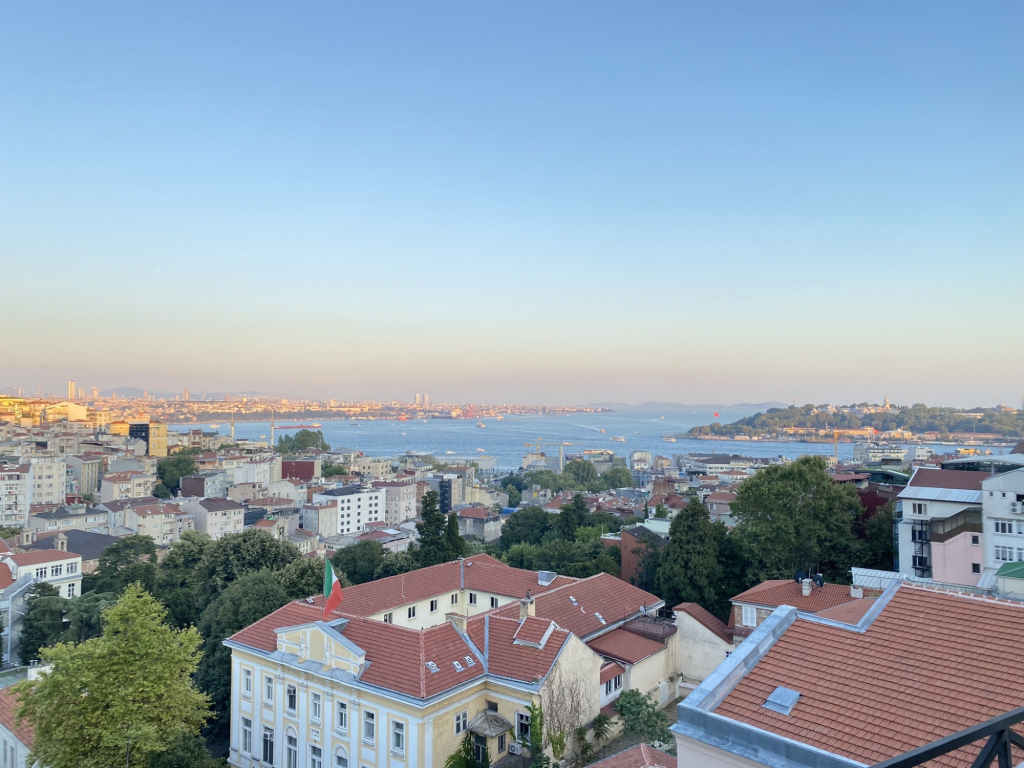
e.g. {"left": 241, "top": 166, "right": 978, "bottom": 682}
{"left": 99, "top": 387, "right": 304, "bottom": 400}
{"left": 589, "top": 401, "right": 788, "bottom": 412}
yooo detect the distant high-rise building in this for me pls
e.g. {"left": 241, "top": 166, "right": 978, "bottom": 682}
{"left": 91, "top": 386, "right": 99, "bottom": 399}
{"left": 182, "top": 389, "right": 190, "bottom": 401}
{"left": 415, "top": 393, "right": 422, "bottom": 405}
{"left": 424, "top": 393, "right": 430, "bottom": 406}
{"left": 143, "top": 389, "right": 149, "bottom": 400}
{"left": 77, "top": 388, "right": 85, "bottom": 400}
{"left": 68, "top": 380, "right": 76, "bottom": 400}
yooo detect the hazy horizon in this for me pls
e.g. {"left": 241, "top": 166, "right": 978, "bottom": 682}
{"left": 2, "top": 2, "right": 1021, "bottom": 407}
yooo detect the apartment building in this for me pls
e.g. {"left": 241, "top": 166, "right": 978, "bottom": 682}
{"left": 100, "top": 470, "right": 157, "bottom": 502}
{"left": 180, "top": 498, "right": 246, "bottom": 540}
{"left": 66, "top": 454, "right": 104, "bottom": 495}
{"left": 980, "top": 467, "right": 1024, "bottom": 585}
{"left": 1, "top": 548, "right": 83, "bottom": 599}
{"left": 895, "top": 468, "right": 984, "bottom": 585}
{"left": 351, "top": 456, "right": 394, "bottom": 479}
{"left": 27, "top": 456, "right": 72, "bottom": 506}
{"left": 180, "top": 470, "right": 230, "bottom": 499}
{"left": 0, "top": 465, "right": 28, "bottom": 525}
{"left": 312, "top": 486, "right": 384, "bottom": 535}
{"left": 124, "top": 502, "right": 195, "bottom": 545}
{"left": 27, "top": 504, "right": 109, "bottom": 535}
{"left": 225, "top": 555, "right": 733, "bottom": 768}
{"left": 300, "top": 501, "right": 338, "bottom": 536}
{"left": 372, "top": 481, "right": 417, "bottom": 525}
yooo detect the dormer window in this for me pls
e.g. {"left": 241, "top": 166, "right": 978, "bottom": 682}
{"left": 453, "top": 660, "right": 465, "bottom": 672}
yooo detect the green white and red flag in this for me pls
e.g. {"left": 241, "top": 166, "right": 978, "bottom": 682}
{"left": 323, "top": 559, "right": 343, "bottom": 619}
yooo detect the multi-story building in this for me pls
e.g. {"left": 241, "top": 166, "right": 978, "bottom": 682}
{"left": 2, "top": 548, "right": 83, "bottom": 600}
{"left": 235, "top": 457, "right": 282, "bottom": 491}
{"left": 629, "top": 451, "right": 652, "bottom": 472}
{"left": 100, "top": 470, "right": 157, "bottom": 502}
{"left": 180, "top": 498, "right": 246, "bottom": 540}
{"left": 66, "top": 454, "right": 104, "bottom": 496}
{"left": 980, "top": 467, "right": 1024, "bottom": 586}
{"left": 225, "top": 555, "right": 732, "bottom": 768}
{"left": 180, "top": 470, "right": 230, "bottom": 499}
{"left": 300, "top": 501, "right": 338, "bottom": 536}
{"left": 27, "top": 456, "right": 71, "bottom": 507}
{"left": 372, "top": 481, "right": 417, "bottom": 525}
{"left": 0, "top": 464, "right": 28, "bottom": 525}
{"left": 312, "top": 486, "right": 384, "bottom": 535}
{"left": 852, "top": 442, "right": 907, "bottom": 464}
{"left": 124, "top": 501, "right": 195, "bottom": 545}
{"left": 351, "top": 456, "right": 394, "bottom": 479}
{"left": 27, "top": 504, "right": 109, "bottom": 535}
{"left": 895, "top": 467, "right": 984, "bottom": 585}
{"left": 110, "top": 419, "right": 168, "bottom": 457}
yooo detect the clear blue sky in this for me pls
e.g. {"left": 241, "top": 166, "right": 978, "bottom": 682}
{"left": 2, "top": 2, "right": 1021, "bottom": 406}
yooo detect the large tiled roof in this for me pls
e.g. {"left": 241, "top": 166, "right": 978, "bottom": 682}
{"left": 6, "top": 550, "right": 80, "bottom": 566}
{"left": 586, "top": 628, "right": 666, "bottom": 664}
{"left": 466, "top": 615, "right": 570, "bottom": 684}
{"left": 590, "top": 744, "right": 674, "bottom": 768}
{"left": 714, "top": 586, "right": 1024, "bottom": 767}
{"left": 813, "top": 598, "right": 877, "bottom": 624}
{"left": 335, "top": 555, "right": 575, "bottom": 617}
{"left": 491, "top": 572, "right": 663, "bottom": 639}
{"left": 674, "top": 602, "right": 733, "bottom": 643}
{"left": 907, "top": 468, "right": 986, "bottom": 491}
{"left": 0, "top": 687, "right": 33, "bottom": 747}
{"left": 731, "top": 580, "right": 860, "bottom": 613}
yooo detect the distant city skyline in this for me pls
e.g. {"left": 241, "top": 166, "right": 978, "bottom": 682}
{"left": 2, "top": 3, "right": 1021, "bottom": 407}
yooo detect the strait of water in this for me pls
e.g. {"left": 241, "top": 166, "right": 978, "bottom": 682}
{"left": 192, "top": 407, "right": 993, "bottom": 473}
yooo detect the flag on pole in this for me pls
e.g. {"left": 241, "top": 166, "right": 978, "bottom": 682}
{"left": 323, "top": 559, "right": 343, "bottom": 619}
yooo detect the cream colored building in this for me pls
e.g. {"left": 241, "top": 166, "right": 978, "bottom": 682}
{"left": 124, "top": 501, "right": 195, "bottom": 545}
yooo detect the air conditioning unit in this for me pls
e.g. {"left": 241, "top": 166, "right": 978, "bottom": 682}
{"left": 508, "top": 743, "right": 523, "bottom": 756}
{"left": 1011, "top": 502, "right": 1022, "bottom": 515}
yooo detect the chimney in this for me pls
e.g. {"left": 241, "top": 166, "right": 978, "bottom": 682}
{"left": 801, "top": 578, "right": 813, "bottom": 597}
{"left": 519, "top": 590, "right": 535, "bottom": 621}
{"left": 447, "top": 613, "right": 467, "bottom": 633}
{"left": 850, "top": 585, "right": 864, "bottom": 599}
{"left": 55, "top": 532, "right": 67, "bottom": 552}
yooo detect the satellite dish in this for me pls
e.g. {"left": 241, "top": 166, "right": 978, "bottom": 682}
{"left": 813, "top": 574, "right": 825, "bottom": 588}
{"left": 794, "top": 571, "right": 806, "bottom": 584}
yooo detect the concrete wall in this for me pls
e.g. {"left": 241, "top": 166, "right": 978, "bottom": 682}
{"left": 674, "top": 611, "right": 733, "bottom": 682}
{"left": 931, "top": 531, "right": 982, "bottom": 585}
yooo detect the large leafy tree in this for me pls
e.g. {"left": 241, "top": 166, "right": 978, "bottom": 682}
{"left": 499, "top": 506, "right": 551, "bottom": 550}
{"left": 373, "top": 551, "right": 418, "bottom": 580}
{"left": 657, "top": 497, "right": 723, "bottom": 610}
{"left": 154, "top": 532, "right": 212, "bottom": 628}
{"left": 18, "top": 582, "right": 62, "bottom": 665}
{"left": 16, "top": 584, "right": 211, "bottom": 768}
{"left": 332, "top": 539, "right": 386, "bottom": 585}
{"left": 275, "top": 429, "right": 330, "bottom": 454}
{"left": 191, "top": 528, "right": 300, "bottom": 602}
{"left": 416, "top": 491, "right": 453, "bottom": 567}
{"left": 195, "top": 571, "right": 289, "bottom": 734}
{"left": 613, "top": 689, "right": 673, "bottom": 744}
{"left": 84, "top": 534, "right": 158, "bottom": 594}
{"left": 447, "top": 512, "right": 468, "bottom": 558}
{"left": 600, "top": 466, "right": 634, "bottom": 490}
{"left": 562, "top": 460, "right": 598, "bottom": 487}
{"left": 858, "top": 501, "right": 897, "bottom": 571}
{"left": 155, "top": 455, "right": 199, "bottom": 497}
{"left": 278, "top": 557, "right": 326, "bottom": 600}
{"left": 730, "top": 455, "right": 862, "bottom": 582}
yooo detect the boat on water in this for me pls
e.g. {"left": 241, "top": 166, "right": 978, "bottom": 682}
{"left": 610, "top": 436, "right": 626, "bottom": 442}
{"left": 209, "top": 424, "right": 220, "bottom": 428}
{"left": 476, "top": 422, "right": 486, "bottom": 428}
{"left": 599, "top": 429, "right": 606, "bottom": 433}
{"left": 475, "top": 447, "right": 485, "bottom": 452}
{"left": 562, "top": 441, "right": 573, "bottom": 446}
{"left": 401, "top": 432, "right": 406, "bottom": 436}
{"left": 663, "top": 436, "right": 677, "bottom": 442}
{"left": 446, "top": 450, "right": 456, "bottom": 455}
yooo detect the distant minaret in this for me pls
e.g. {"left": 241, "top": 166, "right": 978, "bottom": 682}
{"left": 270, "top": 409, "right": 275, "bottom": 450}
{"left": 230, "top": 409, "right": 235, "bottom": 442}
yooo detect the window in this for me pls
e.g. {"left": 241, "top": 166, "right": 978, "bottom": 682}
{"left": 486, "top": 700, "right": 498, "bottom": 712}
{"left": 286, "top": 733, "right": 298, "bottom": 768}
{"left": 451, "top": 593, "right": 458, "bottom": 605}
{"left": 264, "top": 676, "right": 274, "bottom": 703}
{"left": 498, "top": 733, "right": 506, "bottom": 753}
{"left": 614, "top": 674, "right": 623, "bottom": 690}
{"left": 995, "top": 520, "right": 1015, "bottom": 534}
{"left": 469, "top": 593, "right": 477, "bottom": 606}
{"left": 971, "top": 535, "right": 980, "bottom": 545}
{"left": 605, "top": 679, "right": 614, "bottom": 696}
{"left": 335, "top": 749, "right": 349, "bottom": 768}
{"left": 741, "top": 605, "right": 757, "bottom": 627}
{"left": 262, "top": 727, "right": 275, "bottom": 765}
{"left": 912, "top": 503, "right": 927, "bottom": 516}
{"left": 242, "top": 669, "right": 252, "bottom": 697}
{"left": 241, "top": 717, "right": 253, "bottom": 754}
{"left": 311, "top": 692, "right": 322, "bottom": 722}
{"left": 383, "top": 612, "right": 393, "bottom": 624}
{"left": 407, "top": 606, "right": 416, "bottom": 620}
{"left": 430, "top": 599, "right": 438, "bottom": 612}
{"left": 995, "top": 546, "right": 1014, "bottom": 562}
{"left": 517, "top": 711, "right": 531, "bottom": 740}
{"left": 336, "top": 701, "right": 348, "bottom": 733}
{"left": 490, "top": 596, "right": 499, "bottom": 608}
{"left": 286, "top": 684, "right": 297, "bottom": 712}
{"left": 310, "top": 745, "right": 323, "bottom": 768}
{"left": 392, "top": 721, "right": 405, "bottom": 754}
{"left": 972, "top": 563, "right": 981, "bottom": 574}
{"left": 455, "top": 710, "right": 468, "bottom": 735}
{"left": 50, "top": 564, "right": 63, "bottom": 577}
{"left": 67, "top": 582, "right": 76, "bottom": 598}
{"left": 363, "top": 711, "right": 375, "bottom": 744}
{"left": 35, "top": 567, "right": 46, "bottom": 579}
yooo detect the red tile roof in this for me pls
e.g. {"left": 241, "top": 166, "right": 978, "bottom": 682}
{"left": 512, "top": 616, "right": 554, "bottom": 647}
{"left": 600, "top": 661, "right": 625, "bottom": 684}
{"left": 908, "top": 468, "right": 985, "bottom": 491}
{"left": 0, "top": 687, "right": 33, "bottom": 747}
{"left": 491, "top": 572, "right": 662, "bottom": 639}
{"left": 715, "top": 586, "right": 1024, "bottom": 768}
{"left": 731, "top": 580, "right": 860, "bottom": 613}
{"left": 674, "top": 602, "right": 733, "bottom": 643}
{"left": 587, "top": 627, "right": 666, "bottom": 664}
{"left": 814, "top": 598, "right": 877, "bottom": 624}
{"left": 591, "top": 744, "right": 674, "bottom": 768}
{"left": 466, "top": 615, "right": 570, "bottom": 684}
{"left": 457, "top": 506, "right": 495, "bottom": 519}
{"left": 6, "top": 550, "right": 80, "bottom": 566}
{"left": 335, "top": 556, "right": 575, "bottom": 617}
{"left": 0, "top": 564, "right": 14, "bottom": 591}
{"left": 705, "top": 491, "right": 737, "bottom": 502}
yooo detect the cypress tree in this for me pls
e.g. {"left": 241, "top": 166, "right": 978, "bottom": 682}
{"left": 657, "top": 497, "right": 722, "bottom": 610}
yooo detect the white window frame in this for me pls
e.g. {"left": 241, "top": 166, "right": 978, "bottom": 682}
{"left": 310, "top": 745, "right": 323, "bottom": 768}
{"left": 391, "top": 720, "right": 405, "bottom": 755}
{"left": 407, "top": 606, "right": 416, "bottom": 620}
{"left": 311, "top": 692, "right": 322, "bottom": 723}
{"left": 430, "top": 599, "right": 438, "bottom": 612}
{"left": 286, "top": 731, "right": 298, "bottom": 768}
{"left": 336, "top": 701, "right": 348, "bottom": 734}
{"left": 741, "top": 605, "right": 757, "bottom": 627}
{"left": 241, "top": 716, "right": 253, "bottom": 754}
{"left": 363, "top": 711, "right": 375, "bottom": 744}
{"left": 451, "top": 593, "right": 458, "bottom": 605}
{"left": 264, "top": 675, "right": 275, "bottom": 704}
{"left": 262, "top": 726, "right": 275, "bottom": 765}
{"left": 469, "top": 592, "right": 477, "bottom": 606}
{"left": 490, "top": 596, "right": 499, "bottom": 608}
{"left": 286, "top": 684, "right": 297, "bottom": 713}
{"left": 455, "top": 710, "right": 468, "bottom": 736}
{"left": 516, "top": 711, "right": 531, "bottom": 740}
{"left": 242, "top": 668, "right": 252, "bottom": 697}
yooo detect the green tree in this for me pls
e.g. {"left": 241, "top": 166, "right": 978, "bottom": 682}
{"left": 84, "top": 534, "right": 158, "bottom": 595}
{"left": 731, "top": 456, "right": 862, "bottom": 583}
{"left": 374, "top": 551, "right": 418, "bottom": 580}
{"left": 711, "top": 522, "right": 755, "bottom": 620}
{"left": 322, "top": 461, "right": 349, "bottom": 478}
{"left": 195, "top": 571, "right": 289, "bottom": 733}
{"left": 859, "top": 501, "right": 897, "bottom": 571}
{"left": 191, "top": 529, "right": 300, "bottom": 602}
{"left": 524, "top": 702, "right": 550, "bottom": 768}
{"left": 562, "top": 460, "right": 598, "bottom": 487}
{"left": 155, "top": 532, "right": 212, "bottom": 628}
{"left": 600, "top": 466, "right": 634, "bottom": 490}
{"left": 16, "top": 584, "right": 211, "bottom": 768}
{"left": 416, "top": 491, "right": 453, "bottom": 567}
{"left": 18, "top": 582, "right": 62, "bottom": 665}
{"left": 504, "top": 542, "right": 540, "bottom": 569}
{"left": 562, "top": 493, "right": 589, "bottom": 527}
{"left": 499, "top": 507, "right": 551, "bottom": 550}
{"left": 278, "top": 557, "right": 327, "bottom": 600}
{"left": 657, "top": 498, "right": 723, "bottom": 611}
{"left": 332, "top": 539, "right": 386, "bottom": 585}
{"left": 554, "top": 508, "right": 578, "bottom": 541}
{"left": 276, "top": 429, "right": 330, "bottom": 454}
{"left": 630, "top": 531, "right": 663, "bottom": 594}
{"left": 653, "top": 503, "right": 669, "bottom": 519}
{"left": 146, "top": 732, "right": 221, "bottom": 768}
{"left": 447, "top": 512, "right": 468, "bottom": 558}
{"left": 613, "top": 689, "right": 673, "bottom": 745}
{"left": 443, "top": 732, "right": 489, "bottom": 768}
{"left": 156, "top": 455, "right": 199, "bottom": 496}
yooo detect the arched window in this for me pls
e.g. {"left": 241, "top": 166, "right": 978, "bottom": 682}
{"left": 334, "top": 745, "right": 349, "bottom": 768}
{"left": 285, "top": 727, "right": 298, "bottom": 768}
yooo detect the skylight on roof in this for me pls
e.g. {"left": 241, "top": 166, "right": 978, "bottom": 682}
{"left": 594, "top": 612, "right": 606, "bottom": 624}
{"left": 426, "top": 661, "right": 439, "bottom": 673}
{"left": 569, "top": 596, "right": 578, "bottom": 606}
{"left": 464, "top": 656, "right": 476, "bottom": 667}
{"left": 763, "top": 686, "right": 801, "bottom": 716}
{"left": 453, "top": 660, "right": 465, "bottom": 672}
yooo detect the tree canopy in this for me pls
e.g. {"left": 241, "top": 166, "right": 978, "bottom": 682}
{"left": 275, "top": 429, "right": 330, "bottom": 454}
{"left": 332, "top": 539, "right": 386, "bottom": 585}
{"left": 657, "top": 497, "right": 722, "bottom": 610}
{"left": 16, "top": 585, "right": 211, "bottom": 768}
{"left": 190, "top": 528, "right": 301, "bottom": 602}
{"left": 155, "top": 454, "right": 199, "bottom": 497}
